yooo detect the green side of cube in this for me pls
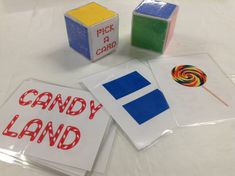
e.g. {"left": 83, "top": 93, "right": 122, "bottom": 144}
{"left": 131, "top": 14, "right": 168, "bottom": 53}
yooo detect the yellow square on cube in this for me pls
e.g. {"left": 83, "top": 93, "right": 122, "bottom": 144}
{"left": 65, "top": 2, "right": 119, "bottom": 61}
{"left": 67, "top": 2, "right": 116, "bottom": 26}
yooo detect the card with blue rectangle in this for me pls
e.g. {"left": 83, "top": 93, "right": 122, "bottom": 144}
{"left": 135, "top": 0, "right": 176, "bottom": 19}
{"left": 103, "top": 71, "right": 151, "bottom": 99}
{"left": 123, "top": 89, "right": 169, "bottom": 125}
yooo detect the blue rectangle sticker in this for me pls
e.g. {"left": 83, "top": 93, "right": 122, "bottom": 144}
{"left": 103, "top": 71, "right": 151, "bottom": 99}
{"left": 123, "top": 89, "right": 169, "bottom": 125}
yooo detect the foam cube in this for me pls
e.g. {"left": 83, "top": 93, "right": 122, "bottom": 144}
{"left": 131, "top": 0, "right": 178, "bottom": 53}
{"left": 65, "top": 2, "right": 119, "bottom": 61}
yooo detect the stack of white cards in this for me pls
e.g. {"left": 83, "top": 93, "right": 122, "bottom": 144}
{"left": 1, "top": 54, "right": 235, "bottom": 175}
{"left": 0, "top": 79, "right": 116, "bottom": 176}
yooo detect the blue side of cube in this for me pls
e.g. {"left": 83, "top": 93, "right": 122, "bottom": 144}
{"left": 65, "top": 16, "right": 91, "bottom": 59}
{"left": 123, "top": 89, "right": 169, "bottom": 125}
{"left": 135, "top": 0, "right": 177, "bottom": 20}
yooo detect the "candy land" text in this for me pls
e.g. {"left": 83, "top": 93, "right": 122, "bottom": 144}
{"left": 2, "top": 89, "right": 103, "bottom": 150}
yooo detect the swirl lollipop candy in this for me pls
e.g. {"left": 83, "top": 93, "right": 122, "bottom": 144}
{"left": 171, "top": 65, "right": 228, "bottom": 107}
{"left": 171, "top": 65, "right": 207, "bottom": 87}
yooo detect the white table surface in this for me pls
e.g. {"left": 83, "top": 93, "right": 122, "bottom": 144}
{"left": 1, "top": 0, "right": 235, "bottom": 175}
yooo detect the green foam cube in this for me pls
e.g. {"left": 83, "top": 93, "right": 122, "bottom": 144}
{"left": 131, "top": 0, "right": 179, "bottom": 53}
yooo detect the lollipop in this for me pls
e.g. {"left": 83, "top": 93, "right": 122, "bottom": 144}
{"left": 171, "top": 65, "right": 228, "bottom": 107}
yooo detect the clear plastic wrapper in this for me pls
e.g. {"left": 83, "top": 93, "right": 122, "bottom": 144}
{"left": 0, "top": 150, "right": 69, "bottom": 176}
{"left": 0, "top": 79, "right": 116, "bottom": 176}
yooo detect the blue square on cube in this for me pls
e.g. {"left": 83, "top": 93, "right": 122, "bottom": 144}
{"left": 123, "top": 89, "right": 169, "bottom": 125}
{"left": 65, "top": 16, "right": 91, "bottom": 59}
{"left": 135, "top": 0, "right": 177, "bottom": 19}
{"left": 103, "top": 71, "right": 151, "bottom": 100}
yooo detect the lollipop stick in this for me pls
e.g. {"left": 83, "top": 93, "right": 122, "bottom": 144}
{"left": 202, "top": 85, "right": 229, "bottom": 107}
